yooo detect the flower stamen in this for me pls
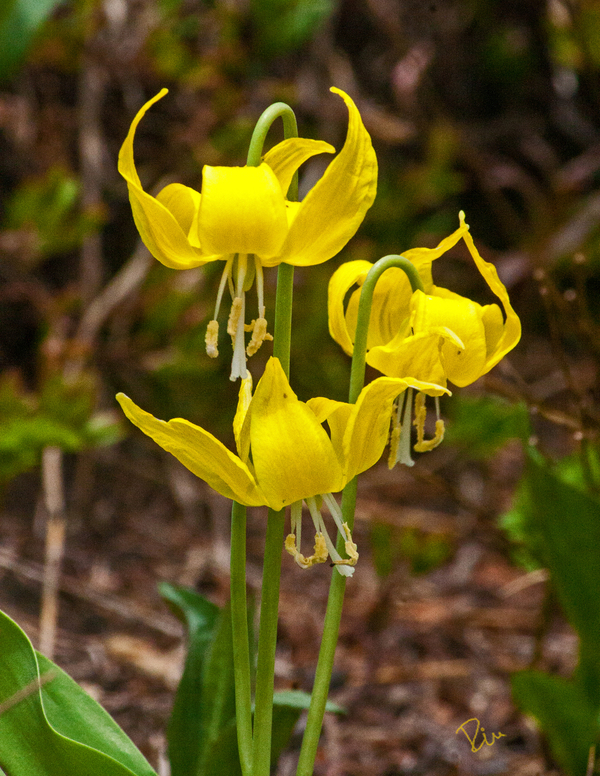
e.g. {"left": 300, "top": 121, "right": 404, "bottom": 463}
{"left": 413, "top": 392, "right": 445, "bottom": 452}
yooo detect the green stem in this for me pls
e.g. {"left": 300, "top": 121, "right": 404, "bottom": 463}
{"left": 230, "top": 500, "right": 253, "bottom": 776}
{"left": 252, "top": 507, "right": 287, "bottom": 776}
{"left": 296, "top": 254, "right": 422, "bottom": 776}
{"left": 246, "top": 101, "right": 299, "bottom": 776}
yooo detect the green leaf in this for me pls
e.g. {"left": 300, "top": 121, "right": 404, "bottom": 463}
{"left": 159, "top": 582, "right": 226, "bottom": 776}
{"left": 0, "top": 0, "right": 63, "bottom": 81}
{"left": 0, "top": 609, "right": 157, "bottom": 776}
{"left": 525, "top": 451, "right": 600, "bottom": 699}
{"left": 512, "top": 671, "right": 599, "bottom": 776}
{"left": 270, "top": 690, "right": 345, "bottom": 767}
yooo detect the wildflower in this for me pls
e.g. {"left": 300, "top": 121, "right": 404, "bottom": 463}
{"left": 328, "top": 212, "right": 521, "bottom": 465}
{"left": 119, "top": 88, "right": 377, "bottom": 380}
{"left": 117, "top": 358, "right": 447, "bottom": 574}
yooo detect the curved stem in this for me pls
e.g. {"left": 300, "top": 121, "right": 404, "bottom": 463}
{"left": 230, "top": 500, "right": 253, "bottom": 776}
{"left": 296, "top": 254, "right": 422, "bottom": 776}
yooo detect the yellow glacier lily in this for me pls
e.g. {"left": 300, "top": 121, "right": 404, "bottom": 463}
{"left": 117, "top": 357, "right": 447, "bottom": 575}
{"left": 328, "top": 212, "right": 521, "bottom": 466}
{"left": 119, "top": 88, "right": 377, "bottom": 380}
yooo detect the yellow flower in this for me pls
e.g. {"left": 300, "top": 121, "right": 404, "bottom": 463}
{"left": 119, "top": 88, "right": 377, "bottom": 380}
{"left": 328, "top": 212, "right": 521, "bottom": 465}
{"left": 117, "top": 358, "right": 447, "bottom": 574}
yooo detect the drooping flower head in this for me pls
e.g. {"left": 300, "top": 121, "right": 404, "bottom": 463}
{"left": 119, "top": 88, "right": 377, "bottom": 380}
{"left": 328, "top": 213, "right": 521, "bottom": 465}
{"left": 117, "top": 358, "right": 447, "bottom": 574}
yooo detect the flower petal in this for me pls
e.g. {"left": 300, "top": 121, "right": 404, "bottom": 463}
{"left": 367, "top": 325, "right": 463, "bottom": 386}
{"left": 460, "top": 213, "right": 521, "bottom": 371}
{"left": 401, "top": 222, "right": 470, "bottom": 291}
{"left": 269, "top": 88, "right": 377, "bottom": 267}
{"left": 233, "top": 374, "right": 253, "bottom": 464}
{"left": 118, "top": 89, "right": 210, "bottom": 269}
{"left": 196, "top": 164, "right": 288, "bottom": 257}
{"left": 327, "top": 260, "right": 373, "bottom": 356}
{"left": 263, "top": 138, "right": 334, "bottom": 197}
{"left": 249, "top": 359, "right": 344, "bottom": 508}
{"left": 412, "top": 289, "right": 487, "bottom": 387}
{"left": 116, "top": 393, "right": 266, "bottom": 507}
{"left": 156, "top": 183, "right": 201, "bottom": 237}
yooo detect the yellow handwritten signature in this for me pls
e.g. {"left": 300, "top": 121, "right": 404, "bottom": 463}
{"left": 455, "top": 718, "right": 506, "bottom": 753}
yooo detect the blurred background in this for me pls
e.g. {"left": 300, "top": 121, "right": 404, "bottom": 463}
{"left": 1, "top": 0, "right": 600, "bottom": 774}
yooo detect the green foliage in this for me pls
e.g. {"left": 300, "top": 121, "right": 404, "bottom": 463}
{"left": 370, "top": 523, "right": 452, "bottom": 578}
{"left": 159, "top": 582, "right": 343, "bottom": 776}
{"left": 0, "top": 372, "right": 121, "bottom": 485}
{"left": 0, "top": 0, "right": 63, "bottom": 79}
{"left": 249, "top": 0, "right": 335, "bottom": 57}
{"left": 446, "top": 394, "right": 530, "bottom": 458}
{"left": 508, "top": 450, "right": 600, "bottom": 775}
{"left": 3, "top": 167, "right": 102, "bottom": 262}
{"left": 0, "top": 609, "right": 157, "bottom": 776}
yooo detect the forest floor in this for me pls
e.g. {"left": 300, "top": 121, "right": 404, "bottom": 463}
{"left": 0, "top": 431, "right": 569, "bottom": 776}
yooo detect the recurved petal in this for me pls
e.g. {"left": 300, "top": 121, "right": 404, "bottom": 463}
{"left": 402, "top": 221, "right": 470, "bottom": 291}
{"left": 249, "top": 358, "right": 344, "bottom": 509}
{"left": 116, "top": 393, "right": 266, "bottom": 507}
{"left": 263, "top": 138, "right": 334, "bottom": 197}
{"left": 118, "top": 90, "right": 209, "bottom": 269}
{"left": 460, "top": 213, "right": 521, "bottom": 370}
{"left": 327, "top": 260, "right": 373, "bottom": 355}
{"left": 342, "top": 378, "right": 402, "bottom": 480}
{"left": 272, "top": 88, "right": 378, "bottom": 267}
{"left": 197, "top": 164, "right": 288, "bottom": 257}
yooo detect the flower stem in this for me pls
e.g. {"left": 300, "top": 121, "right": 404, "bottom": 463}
{"left": 230, "top": 500, "right": 253, "bottom": 776}
{"left": 245, "top": 100, "right": 299, "bottom": 776}
{"left": 296, "top": 254, "right": 423, "bottom": 776}
{"left": 252, "top": 506, "right": 287, "bottom": 776}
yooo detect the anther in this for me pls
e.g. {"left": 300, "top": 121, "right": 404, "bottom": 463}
{"left": 205, "top": 320, "right": 219, "bottom": 358}
{"left": 227, "top": 297, "right": 243, "bottom": 338}
{"left": 246, "top": 317, "right": 273, "bottom": 356}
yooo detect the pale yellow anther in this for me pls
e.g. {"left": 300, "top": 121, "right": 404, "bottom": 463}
{"left": 246, "top": 317, "right": 273, "bottom": 357}
{"left": 331, "top": 522, "right": 358, "bottom": 566}
{"left": 227, "top": 296, "right": 243, "bottom": 337}
{"left": 284, "top": 532, "right": 328, "bottom": 569}
{"left": 205, "top": 319, "right": 219, "bottom": 358}
{"left": 413, "top": 391, "right": 428, "bottom": 446}
{"left": 414, "top": 418, "right": 445, "bottom": 452}
{"left": 413, "top": 392, "right": 445, "bottom": 452}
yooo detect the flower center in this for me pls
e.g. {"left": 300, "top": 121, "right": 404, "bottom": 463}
{"left": 204, "top": 254, "right": 273, "bottom": 380}
{"left": 284, "top": 494, "right": 358, "bottom": 577}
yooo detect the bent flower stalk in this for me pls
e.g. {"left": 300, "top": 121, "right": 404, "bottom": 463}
{"left": 117, "top": 357, "right": 448, "bottom": 574}
{"left": 118, "top": 87, "right": 377, "bottom": 380}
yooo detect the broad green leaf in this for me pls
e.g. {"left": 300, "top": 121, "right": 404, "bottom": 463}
{"left": 159, "top": 582, "right": 225, "bottom": 776}
{"left": 525, "top": 451, "right": 600, "bottom": 699}
{"left": 0, "top": 0, "right": 63, "bottom": 79}
{"left": 0, "top": 609, "right": 157, "bottom": 776}
{"left": 512, "top": 671, "right": 599, "bottom": 776}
